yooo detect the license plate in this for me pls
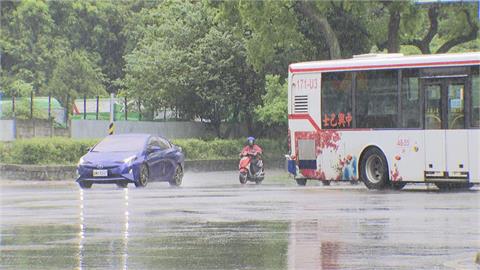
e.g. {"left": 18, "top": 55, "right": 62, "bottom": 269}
{"left": 93, "top": 169, "right": 108, "bottom": 177}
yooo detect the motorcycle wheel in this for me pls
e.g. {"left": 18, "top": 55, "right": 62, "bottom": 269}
{"left": 239, "top": 173, "right": 247, "bottom": 184}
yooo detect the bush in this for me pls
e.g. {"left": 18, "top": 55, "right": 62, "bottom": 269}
{"left": 0, "top": 138, "right": 99, "bottom": 165}
{"left": 0, "top": 137, "right": 287, "bottom": 165}
{"left": 172, "top": 138, "right": 286, "bottom": 160}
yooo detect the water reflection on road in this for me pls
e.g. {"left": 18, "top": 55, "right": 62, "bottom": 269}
{"left": 1, "top": 170, "right": 479, "bottom": 269}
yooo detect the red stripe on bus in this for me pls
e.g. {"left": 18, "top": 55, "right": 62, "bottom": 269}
{"left": 289, "top": 60, "right": 480, "bottom": 73}
{"left": 288, "top": 114, "right": 373, "bottom": 131}
{"left": 288, "top": 114, "right": 321, "bottom": 132}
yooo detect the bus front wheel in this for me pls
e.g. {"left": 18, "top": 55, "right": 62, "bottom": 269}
{"left": 360, "top": 147, "right": 389, "bottom": 190}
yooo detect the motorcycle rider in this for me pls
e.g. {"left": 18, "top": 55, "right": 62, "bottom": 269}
{"left": 240, "top": 137, "right": 263, "bottom": 174}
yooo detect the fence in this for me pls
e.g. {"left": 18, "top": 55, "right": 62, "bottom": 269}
{"left": 0, "top": 92, "right": 182, "bottom": 125}
{"left": 0, "top": 92, "right": 251, "bottom": 140}
{"left": 0, "top": 93, "right": 66, "bottom": 125}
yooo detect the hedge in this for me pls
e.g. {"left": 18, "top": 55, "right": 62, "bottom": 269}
{"left": 0, "top": 137, "right": 286, "bottom": 165}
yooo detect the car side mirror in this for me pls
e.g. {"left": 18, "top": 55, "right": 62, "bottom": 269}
{"left": 175, "top": 145, "right": 182, "bottom": 152}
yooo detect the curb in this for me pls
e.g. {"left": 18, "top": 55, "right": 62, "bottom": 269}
{"left": 0, "top": 158, "right": 285, "bottom": 181}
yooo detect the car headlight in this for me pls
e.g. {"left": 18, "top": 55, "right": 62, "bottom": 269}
{"left": 122, "top": 156, "right": 137, "bottom": 166}
{"left": 77, "top": 157, "right": 85, "bottom": 167}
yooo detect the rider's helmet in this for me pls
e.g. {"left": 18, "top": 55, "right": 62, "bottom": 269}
{"left": 247, "top": 136, "right": 255, "bottom": 146}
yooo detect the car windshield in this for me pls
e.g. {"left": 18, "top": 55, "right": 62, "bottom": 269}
{"left": 92, "top": 136, "right": 146, "bottom": 152}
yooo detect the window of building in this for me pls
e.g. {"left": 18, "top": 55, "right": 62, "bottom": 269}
{"left": 321, "top": 72, "right": 353, "bottom": 128}
{"left": 355, "top": 70, "right": 399, "bottom": 128}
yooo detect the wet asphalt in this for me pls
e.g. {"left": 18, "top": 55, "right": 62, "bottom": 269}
{"left": 1, "top": 170, "right": 479, "bottom": 270}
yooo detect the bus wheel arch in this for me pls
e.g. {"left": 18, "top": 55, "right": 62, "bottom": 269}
{"left": 359, "top": 146, "right": 390, "bottom": 190}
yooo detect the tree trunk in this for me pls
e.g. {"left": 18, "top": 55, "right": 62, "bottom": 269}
{"left": 387, "top": 9, "right": 401, "bottom": 53}
{"left": 403, "top": 5, "right": 439, "bottom": 54}
{"left": 296, "top": 1, "right": 341, "bottom": 59}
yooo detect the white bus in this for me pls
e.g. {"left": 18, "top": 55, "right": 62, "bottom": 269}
{"left": 287, "top": 52, "right": 480, "bottom": 190}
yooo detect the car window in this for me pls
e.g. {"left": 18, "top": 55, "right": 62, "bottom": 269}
{"left": 158, "top": 137, "right": 171, "bottom": 150}
{"left": 147, "top": 137, "right": 161, "bottom": 148}
{"left": 92, "top": 136, "right": 146, "bottom": 152}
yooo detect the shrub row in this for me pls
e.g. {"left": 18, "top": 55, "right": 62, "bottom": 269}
{"left": 0, "top": 137, "right": 286, "bottom": 165}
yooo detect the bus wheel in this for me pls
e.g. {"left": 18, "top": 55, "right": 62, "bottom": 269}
{"left": 360, "top": 147, "right": 389, "bottom": 190}
{"left": 295, "top": 178, "right": 307, "bottom": 186}
{"left": 391, "top": 182, "right": 407, "bottom": 190}
{"left": 322, "top": 180, "right": 330, "bottom": 186}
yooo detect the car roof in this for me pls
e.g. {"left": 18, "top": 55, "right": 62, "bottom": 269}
{"left": 109, "top": 133, "right": 171, "bottom": 141}
{"left": 109, "top": 133, "right": 151, "bottom": 139}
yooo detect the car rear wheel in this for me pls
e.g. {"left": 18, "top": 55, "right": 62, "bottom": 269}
{"left": 360, "top": 147, "right": 389, "bottom": 190}
{"left": 78, "top": 181, "right": 92, "bottom": 189}
{"left": 135, "top": 164, "right": 149, "bottom": 188}
{"left": 169, "top": 165, "right": 183, "bottom": 187}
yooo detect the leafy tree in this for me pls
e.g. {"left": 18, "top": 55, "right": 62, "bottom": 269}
{"left": 191, "top": 24, "right": 263, "bottom": 137}
{"left": 48, "top": 1, "right": 129, "bottom": 92}
{"left": 123, "top": 1, "right": 262, "bottom": 136}
{"left": 402, "top": 2, "right": 479, "bottom": 54}
{"left": 0, "top": 0, "right": 63, "bottom": 93}
{"left": 46, "top": 50, "right": 107, "bottom": 107}
{"left": 255, "top": 75, "right": 287, "bottom": 127}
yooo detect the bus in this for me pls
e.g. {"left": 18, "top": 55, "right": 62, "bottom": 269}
{"left": 286, "top": 52, "right": 480, "bottom": 190}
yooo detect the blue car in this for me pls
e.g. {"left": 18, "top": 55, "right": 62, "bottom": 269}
{"left": 76, "top": 134, "right": 184, "bottom": 189}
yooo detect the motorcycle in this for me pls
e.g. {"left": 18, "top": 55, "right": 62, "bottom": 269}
{"left": 239, "top": 149, "right": 265, "bottom": 184}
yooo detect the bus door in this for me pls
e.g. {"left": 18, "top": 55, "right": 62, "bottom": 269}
{"left": 423, "top": 77, "right": 469, "bottom": 180}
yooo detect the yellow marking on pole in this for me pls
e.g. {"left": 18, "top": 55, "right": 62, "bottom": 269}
{"left": 108, "top": 122, "right": 114, "bottom": 135}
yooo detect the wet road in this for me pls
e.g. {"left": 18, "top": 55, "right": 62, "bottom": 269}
{"left": 1, "top": 170, "right": 479, "bottom": 269}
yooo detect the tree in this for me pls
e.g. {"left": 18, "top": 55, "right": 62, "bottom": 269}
{"left": 219, "top": 0, "right": 373, "bottom": 76}
{"left": 0, "top": 0, "right": 63, "bottom": 93}
{"left": 370, "top": 1, "right": 479, "bottom": 54}
{"left": 46, "top": 50, "right": 107, "bottom": 107}
{"left": 191, "top": 25, "right": 263, "bottom": 137}
{"left": 123, "top": 1, "right": 262, "bottom": 136}
{"left": 48, "top": 1, "right": 130, "bottom": 92}
{"left": 254, "top": 75, "right": 288, "bottom": 127}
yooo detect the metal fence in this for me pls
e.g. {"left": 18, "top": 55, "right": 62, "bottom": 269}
{"left": 0, "top": 92, "right": 180, "bottom": 126}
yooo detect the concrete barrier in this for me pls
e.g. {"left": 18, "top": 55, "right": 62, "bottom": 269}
{"left": 0, "top": 120, "right": 15, "bottom": 141}
{"left": 71, "top": 120, "right": 214, "bottom": 139}
{"left": 0, "top": 158, "right": 285, "bottom": 181}
{"left": 0, "top": 164, "right": 77, "bottom": 181}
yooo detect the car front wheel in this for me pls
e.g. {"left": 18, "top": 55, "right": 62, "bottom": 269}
{"left": 78, "top": 181, "right": 92, "bottom": 189}
{"left": 135, "top": 164, "right": 149, "bottom": 188}
{"left": 169, "top": 165, "right": 183, "bottom": 187}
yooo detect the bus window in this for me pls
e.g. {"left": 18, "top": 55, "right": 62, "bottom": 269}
{"left": 425, "top": 84, "right": 442, "bottom": 129}
{"left": 447, "top": 83, "right": 465, "bottom": 129}
{"left": 355, "top": 70, "right": 398, "bottom": 128}
{"left": 472, "top": 66, "right": 479, "bottom": 127}
{"left": 401, "top": 70, "right": 420, "bottom": 128}
{"left": 321, "top": 72, "right": 352, "bottom": 128}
